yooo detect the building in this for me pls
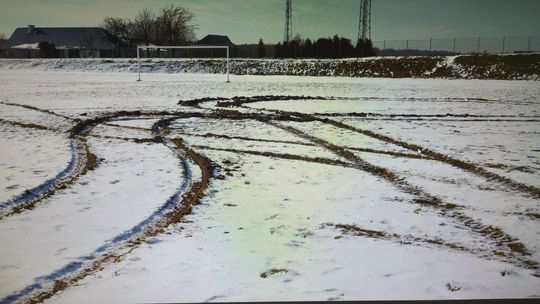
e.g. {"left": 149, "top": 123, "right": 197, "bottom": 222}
{"left": 5, "top": 25, "right": 116, "bottom": 58}
{"left": 196, "top": 35, "right": 235, "bottom": 49}
{"left": 195, "top": 34, "right": 237, "bottom": 57}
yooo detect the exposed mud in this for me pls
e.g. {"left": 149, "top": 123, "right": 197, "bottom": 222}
{"left": 190, "top": 144, "right": 355, "bottom": 169}
{"left": 0, "top": 101, "right": 76, "bottom": 121}
{"left": 197, "top": 94, "right": 540, "bottom": 199}
{"left": 324, "top": 223, "right": 536, "bottom": 270}
{"left": 0, "top": 118, "right": 55, "bottom": 131}
{"left": 265, "top": 120, "right": 536, "bottom": 260}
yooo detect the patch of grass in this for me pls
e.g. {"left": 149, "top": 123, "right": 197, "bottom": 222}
{"left": 454, "top": 54, "right": 540, "bottom": 80}
{"left": 507, "top": 242, "right": 530, "bottom": 256}
{"left": 83, "top": 139, "right": 98, "bottom": 172}
{"left": 443, "top": 203, "right": 459, "bottom": 210}
{"left": 446, "top": 283, "right": 461, "bottom": 292}
{"left": 334, "top": 224, "right": 390, "bottom": 239}
{"left": 52, "top": 280, "right": 68, "bottom": 293}
{"left": 260, "top": 268, "right": 288, "bottom": 278}
{"left": 525, "top": 212, "right": 540, "bottom": 219}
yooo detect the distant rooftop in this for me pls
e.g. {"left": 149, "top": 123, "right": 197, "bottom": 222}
{"left": 196, "top": 35, "right": 235, "bottom": 47}
{"left": 7, "top": 25, "right": 115, "bottom": 49}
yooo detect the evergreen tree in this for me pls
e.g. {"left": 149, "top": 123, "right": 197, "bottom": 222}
{"left": 301, "top": 38, "right": 313, "bottom": 58}
{"left": 355, "top": 39, "right": 375, "bottom": 57}
{"left": 275, "top": 42, "right": 282, "bottom": 58}
{"left": 257, "top": 39, "right": 266, "bottom": 58}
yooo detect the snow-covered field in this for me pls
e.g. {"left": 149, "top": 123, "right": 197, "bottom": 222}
{"left": 0, "top": 67, "right": 539, "bottom": 303}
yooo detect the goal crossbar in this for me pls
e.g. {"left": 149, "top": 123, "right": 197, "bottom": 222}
{"left": 136, "top": 45, "right": 230, "bottom": 82}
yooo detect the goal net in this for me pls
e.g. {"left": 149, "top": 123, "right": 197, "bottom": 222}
{"left": 136, "top": 45, "right": 230, "bottom": 82}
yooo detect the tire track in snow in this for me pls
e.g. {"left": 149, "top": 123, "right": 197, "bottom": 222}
{"left": 177, "top": 97, "right": 539, "bottom": 270}
{"left": 0, "top": 138, "right": 86, "bottom": 219}
{"left": 0, "top": 121, "right": 94, "bottom": 219}
{"left": 3, "top": 100, "right": 538, "bottom": 302}
{"left": 264, "top": 119, "right": 538, "bottom": 270}
{"left": 175, "top": 130, "right": 427, "bottom": 160}
{"left": 323, "top": 223, "right": 535, "bottom": 268}
{"left": 11, "top": 115, "right": 214, "bottom": 304}
{"left": 0, "top": 102, "right": 76, "bottom": 121}
{"left": 199, "top": 95, "right": 540, "bottom": 199}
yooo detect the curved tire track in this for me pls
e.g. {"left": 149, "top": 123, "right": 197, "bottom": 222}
{"left": 192, "top": 95, "right": 540, "bottom": 199}
{"left": 15, "top": 115, "right": 214, "bottom": 304}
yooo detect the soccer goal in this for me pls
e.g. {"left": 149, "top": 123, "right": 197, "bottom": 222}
{"left": 136, "top": 45, "right": 230, "bottom": 82}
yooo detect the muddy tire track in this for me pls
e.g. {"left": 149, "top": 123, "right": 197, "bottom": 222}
{"left": 0, "top": 138, "right": 94, "bottom": 219}
{"left": 0, "top": 118, "right": 56, "bottom": 132}
{"left": 264, "top": 119, "right": 537, "bottom": 268}
{"left": 190, "top": 144, "right": 356, "bottom": 169}
{"left": 20, "top": 115, "right": 214, "bottom": 304}
{"left": 0, "top": 101, "right": 76, "bottom": 121}
{"left": 175, "top": 96, "right": 539, "bottom": 267}
{"left": 3, "top": 98, "right": 538, "bottom": 302}
{"left": 176, "top": 130, "right": 427, "bottom": 160}
{"left": 320, "top": 117, "right": 540, "bottom": 199}
{"left": 193, "top": 95, "right": 540, "bottom": 199}
{"left": 178, "top": 95, "right": 540, "bottom": 269}
{"left": 323, "top": 223, "right": 536, "bottom": 269}
{"left": 0, "top": 121, "right": 96, "bottom": 219}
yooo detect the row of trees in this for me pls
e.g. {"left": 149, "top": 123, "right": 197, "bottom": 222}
{"left": 273, "top": 35, "right": 374, "bottom": 59}
{"left": 102, "top": 5, "right": 197, "bottom": 48}
{"left": 102, "top": 6, "right": 376, "bottom": 59}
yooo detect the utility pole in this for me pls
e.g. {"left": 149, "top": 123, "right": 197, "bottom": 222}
{"left": 284, "top": 0, "right": 292, "bottom": 43}
{"left": 357, "top": 0, "right": 371, "bottom": 44}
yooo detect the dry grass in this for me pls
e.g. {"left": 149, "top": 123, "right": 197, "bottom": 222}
{"left": 260, "top": 268, "right": 289, "bottom": 278}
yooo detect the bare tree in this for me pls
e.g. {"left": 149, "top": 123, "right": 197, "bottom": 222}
{"left": 155, "top": 5, "right": 196, "bottom": 46}
{"left": 101, "top": 5, "right": 196, "bottom": 58}
{"left": 102, "top": 17, "right": 135, "bottom": 45}
{"left": 82, "top": 33, "right": 98, "bottom": 57}
{"left": 134, "top": 8, "right": 155, "bottom": 45}
{"left": 0, "top": 33, "right": 7, "bottom": 47}
{"left": 133, "top": 8, "right": 156, "bottom": 57}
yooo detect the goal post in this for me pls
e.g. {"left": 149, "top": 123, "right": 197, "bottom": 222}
{"left": 136, "top": 45, "right": 230, "bottom": 82}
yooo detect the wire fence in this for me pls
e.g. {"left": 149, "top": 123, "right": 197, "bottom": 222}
{"left": 372, "top": 36, "right": 540, "bottom": 54}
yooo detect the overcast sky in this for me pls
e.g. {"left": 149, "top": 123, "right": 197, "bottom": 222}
{"left": 1, "top": 0, "right": 539, "bottom": 43}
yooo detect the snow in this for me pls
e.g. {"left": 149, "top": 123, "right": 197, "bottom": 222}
{"left": 0, "top": 137, "right": 185, "bottom": 300}
{"left": 10, "top": 44, "right": 39, "bottom": 50}
{"left": 341, "top": 118, "right": 540, "bottom": 188}
{"left": 0, "top": 125, "right": 71, "bottom": 203}
{"left": 170, "top": 117, "right": 311, "bottom": 143}
{"left": 0, "top": 66, "right": 539, "bottom": 302}
{"left": 49, "top": 152, "right": 539, "bottom": 303}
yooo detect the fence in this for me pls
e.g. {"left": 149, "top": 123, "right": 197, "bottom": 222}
{"left": 372, "top": 36, "right": 540, "bottom": 55}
